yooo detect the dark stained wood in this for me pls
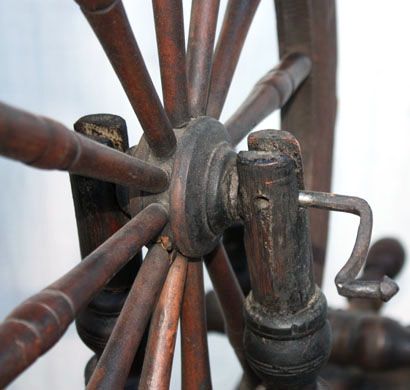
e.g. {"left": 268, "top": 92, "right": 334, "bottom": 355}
{"left": 139, "top": 253, "right": 187, "bottom": 390}
{"left": 70, "top": 114, "right": 139, "bottom": 290}
{"left": 225, "top": 53, "right": 311, "bottom": 146}
{"left": 275, "top": 0, "right": 337, "bottom": 285}
{"left": 248, "top": 129, "right": 305, "bottom": 189}
{"left": 204, "top": 243, "right": 257, "bottom": 385}
{"left": 321, "top": 363, "right": 410, "bottom": 390}
{"left": 0, "top": 203, "right": 168, "bottom": 388}
{"left": 152, "top": 0, "right": 189, "bottom": 127}
{"left": 75, "top": 0, "right": 176, "bottom": 157}
{"left": 329, "top": 309, "right": 410, "bottom": 370}
{"left": 238, "top": 151, "right": 313, "bottom": 308}
{"left": 0, "top": 102, "right": 169, "bottom": 192}
{"left": 181, "top": 260, "right": 212, "bottom": 390}
{"left": 206, "top": 0, "right": 261, "bottom": 119}
{"left": 87, "top": 244, "right": 171, "bottom": 390}
{"left": 238, "top": 148, "right": 330, "bottom": 388}
{"left": 74, "top": 0, "right": 114, "bottom": 11}
{"left": 205, "top": 290, "right": 225, "bottom": 334}
{"left": 222, "top": 226, "right": 252, "bottom": 296}
{"left": 69, "top": 114, "right": 146, "bottom": 386}
{"left": 187, "top": 0, "right": 220, "bottom": 117}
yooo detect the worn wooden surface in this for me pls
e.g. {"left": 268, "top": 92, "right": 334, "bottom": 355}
{"left": 0, "top": 102, "right": 168, "bottom": 191}
{"left": 70, "top": 114, "right": 143, "bottom": 387}
{"left": 238, "top": 146, "right": 330, "bottom": 388}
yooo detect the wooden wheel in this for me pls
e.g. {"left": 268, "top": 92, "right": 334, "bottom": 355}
{"left": 0, "top": 1, "right": 338, "bottom": 388}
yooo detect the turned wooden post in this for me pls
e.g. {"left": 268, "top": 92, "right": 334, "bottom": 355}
{"left": 69, "top": 114, "right": 143, "bottom": 387}
{"left": 237, "top": 132, "right": 331, "bottom": 389}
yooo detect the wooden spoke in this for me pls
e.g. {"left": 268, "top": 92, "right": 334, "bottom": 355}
{"left": 204, "top": 243, "right": 258, "bottom": 385}
{"left": 86, "top": 244, "right": 171, "bottom": 390}
{"left": 139, "top": 253, "right": 188, "bottom": 390}
{"left": 181, "top": 260, "right": 212, "bottom": 389}
{"left": 0, "top": 203, "right": 167, "bottom": 389}
{"left": 206, "top": 0, "right": 261, "bottom": 119}
{"left": 152, "top": 0, "right": 189, "bottom": 127}
{"left": 187, "top": 0, "right": 220, "bottom": 117}
{"left": 75, "top": 0, "right": 176, "bottom": 157}
{"left": 225, "top": 53, "right": 312, "bottom": 146}
{"left": 0, "top": 102, "right": 168, "bottom": 192}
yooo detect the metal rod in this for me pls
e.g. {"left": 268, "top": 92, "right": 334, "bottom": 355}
{"left": 349, "top": 238, "right": 405, "bottom": 312}
{"left": 139, "top": 253, "right": 188, "bottom": 390}
{"left": 181, "top": 260, "right": 212, "bottom": 390}
{"left": 299, "top": 191, "right": 398, "bottom": 301}
{"left": 206, "top": 0, "right": 261, "bottom": 119}
{"left": 225, "top": 53, "right": 311, "bottom": 146}
{"left": 86, "top": 244, "right": 171, "bottom": 390}
{"left": 187, "top": 0, "right": 220, "bottom": 117}
{"left": 75, "top": 0, "right": 176, "bottom": 157}
{"left": 152, "top": 0, "right": 189, "bottom": 127}
{"left": 0, "top": 203, "right": 168, "bottom": 388}
{"left": 0, "top": 102, "right": 169, "bottom": 192}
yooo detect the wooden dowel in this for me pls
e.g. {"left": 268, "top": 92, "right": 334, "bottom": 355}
{"left": 152, "top": 0, "right": 189, "bottom": 127}
{"left": 204, "top": 243, "right": 258, "bottom": 385}
{"left": 206, "top": 0, "right": 261, "bottom": 119}
{"left": 225, "top": 53, "right": 312, "bottom": 146}
{"left": 87, "top": 244, "right": 171, "bottom": 390}
{"left": 181, "top": 260, "right": 212, "bottom": 390}
{"left": 0, "top": 203, "right": 168, "bottom": 389}
{"left": 0, "top": 102, "right": 168, "bottom": 192}
{"left": 139, "top": 253, "right": 188, "bottom": 390}
{"left": 75, "top": 0, "right": 176, "bottom": 157}
{"left": 187, "top": 0, "right": 220, "bottom": 117}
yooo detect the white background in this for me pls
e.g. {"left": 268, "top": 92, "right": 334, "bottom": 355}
{"left": 0, "top": 1, "right": 409, "bottom": 388}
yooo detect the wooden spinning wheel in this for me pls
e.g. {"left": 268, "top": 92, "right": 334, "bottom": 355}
{"left": 4, "top": 1, "right": 400, "bottom": 389}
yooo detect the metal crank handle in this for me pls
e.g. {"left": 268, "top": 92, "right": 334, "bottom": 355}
{"left": 298, "top": 191, "right": 399, "bottom": 302}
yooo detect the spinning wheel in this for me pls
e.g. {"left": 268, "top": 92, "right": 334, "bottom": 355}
{"left": 1, "top": 1, "right": 400, "bottom": 389}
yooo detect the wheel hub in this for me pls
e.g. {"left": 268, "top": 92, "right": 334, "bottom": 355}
{"left": 129, "top": 116, "right": 239, "bottom": 258}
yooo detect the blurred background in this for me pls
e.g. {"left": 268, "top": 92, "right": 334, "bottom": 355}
{"left": 0, "top": 0, "right": 409, "bottom": 388}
